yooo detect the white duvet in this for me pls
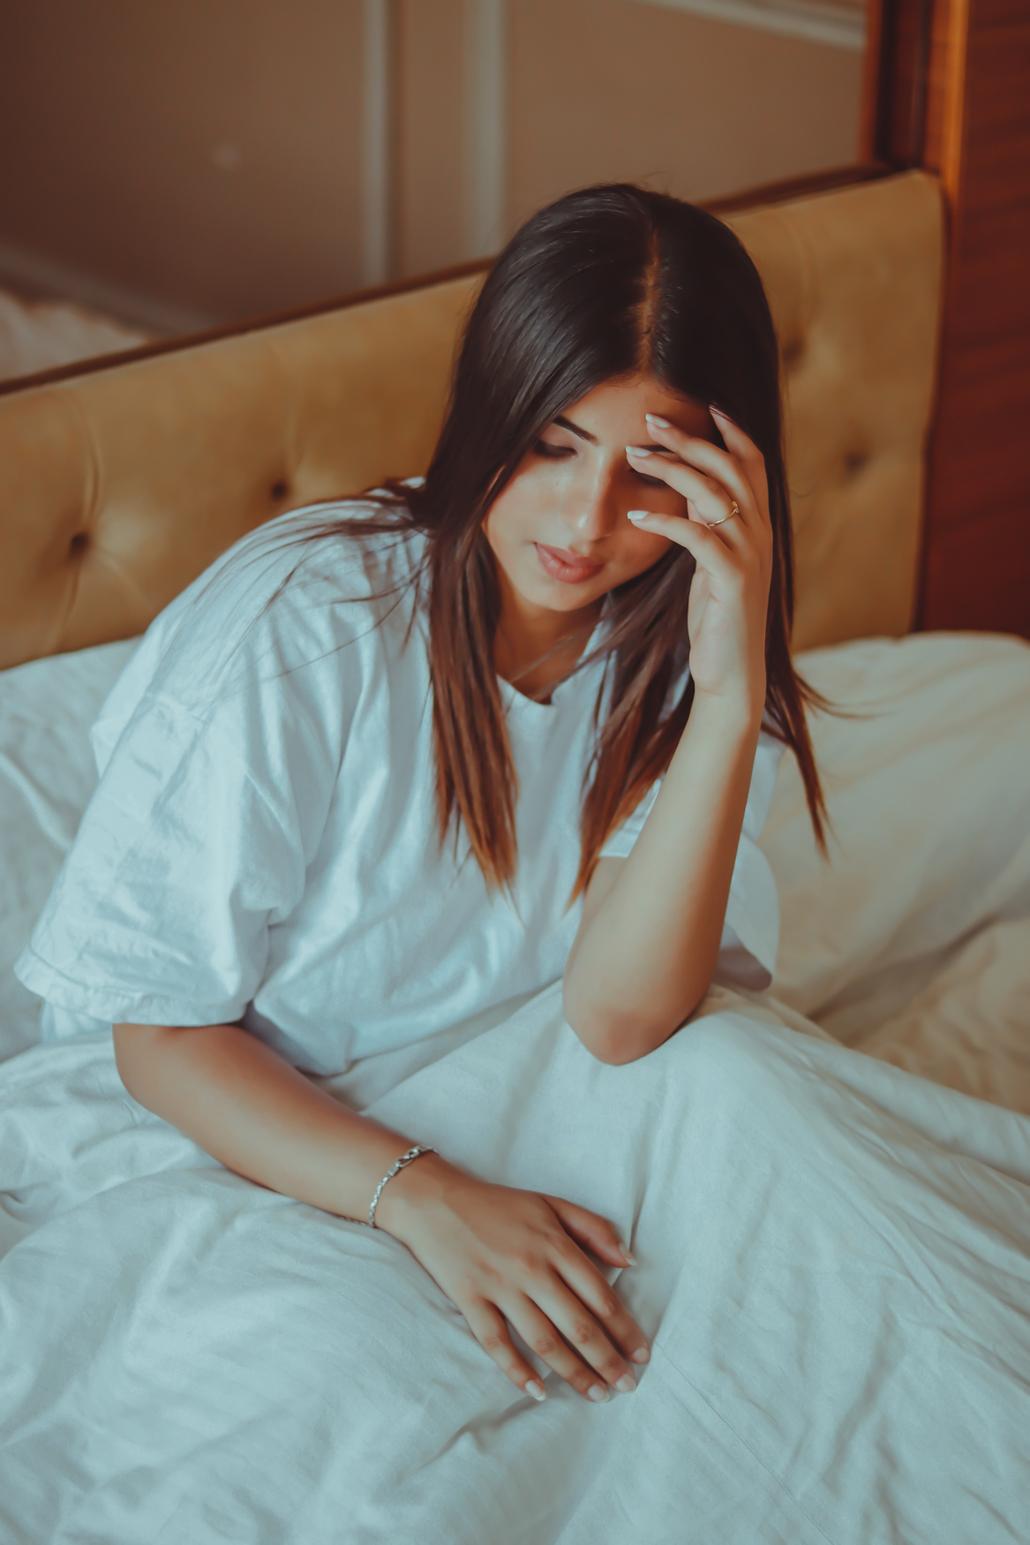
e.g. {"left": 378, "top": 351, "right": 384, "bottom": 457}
{"left": 1, "top": 629, "right": 1028, "bottom": 1544}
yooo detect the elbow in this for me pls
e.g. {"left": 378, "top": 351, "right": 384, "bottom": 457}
{"left": 562, "top": 980, "right": 621, "bottom": 1064}
{"left": 562, "top": 996, "right": 659, "bottom": 1067}
{"left": 580, "top": 1016, "right": 664, "bottom": 1066}
{"left": 562, "top": 987, "right": 708, "bottom": 1067}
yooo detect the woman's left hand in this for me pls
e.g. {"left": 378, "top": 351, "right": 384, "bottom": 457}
{"left": 625, "top": 406, "right": 773, "bottom": 715}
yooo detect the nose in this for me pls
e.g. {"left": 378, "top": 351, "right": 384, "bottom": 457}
{"left": 563, "top": 461, "right": 632, "bottom": 548}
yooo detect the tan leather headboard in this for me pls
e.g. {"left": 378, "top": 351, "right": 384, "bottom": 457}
{"left": 0, "top": 169, "right": 943, "bottom": 671}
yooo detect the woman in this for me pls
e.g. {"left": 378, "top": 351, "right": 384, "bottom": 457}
{"left": 13, "top": 181, "right": 837, "bottom": 1412}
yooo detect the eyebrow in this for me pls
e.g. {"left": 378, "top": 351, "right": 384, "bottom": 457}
{"left": 553, "top": 413, "right": 598, "bottom": 444}
{"left": 553, "top": 412, "right": 674, "bottom": 453}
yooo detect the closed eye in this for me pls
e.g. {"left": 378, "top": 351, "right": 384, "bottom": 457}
{"left": 531, "top": 439, "right": 667, "bottom": 489}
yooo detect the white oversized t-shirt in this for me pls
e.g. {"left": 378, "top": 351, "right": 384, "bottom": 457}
{"left": 14, "top": 479, "right": 786, "bottom": 1076}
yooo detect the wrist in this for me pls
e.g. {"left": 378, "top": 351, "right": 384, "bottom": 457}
{"left": 372, "top": 1150, "right": 468, "bottom": 1241}
{"left": 691, "top": 685, "right": 765, "bottom": 737}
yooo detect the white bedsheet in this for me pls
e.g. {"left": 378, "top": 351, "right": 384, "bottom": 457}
{"left": 1, "top": 629, "right": 1028, "bottom": 1542}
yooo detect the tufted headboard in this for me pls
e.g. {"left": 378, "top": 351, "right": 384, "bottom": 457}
{"left": 0, "top": 169, "right": 944, "bottom": 672}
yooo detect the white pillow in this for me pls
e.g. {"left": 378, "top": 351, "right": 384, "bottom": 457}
{"left": 761, "top": 630, "right": 1030, "bottom": 1022}
{"left": 1, "top": 638, "right": 141, "bottom": 1061}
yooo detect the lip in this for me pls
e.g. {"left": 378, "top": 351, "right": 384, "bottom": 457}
{"left": 535, "top": 542, "right": 605, "bottom": 582}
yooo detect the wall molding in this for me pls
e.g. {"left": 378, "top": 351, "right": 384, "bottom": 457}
{"left": 0, "top": 237, "right": 211, "bottom": 334}
{"left": 464, "top": 0, "right": 508, "bottom": 258}
{"left": 629, "top": 0, "right": 866, "bottom": 51}
{"left": 361, "top": 0, "right": 393, "bottom": 284}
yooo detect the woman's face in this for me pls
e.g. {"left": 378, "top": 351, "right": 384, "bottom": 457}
{"left": 481, "top": 374, "right": 720, "bottom": 641}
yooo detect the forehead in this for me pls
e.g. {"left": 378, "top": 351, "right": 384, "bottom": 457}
{"left": 554, "top": 379, "right": 715, "bottom": 441}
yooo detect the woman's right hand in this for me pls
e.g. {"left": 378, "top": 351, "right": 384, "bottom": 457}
{"left": 377, "top": 1158, "right": 650, "bottom": 1404}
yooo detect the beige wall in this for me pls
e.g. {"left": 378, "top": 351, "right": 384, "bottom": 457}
{"left": 1, "top": 0, "right": 368, "bottom": 330}
{"left": 506, "top": 0, "right": 865, "bottom": 230}
{"left": 0, "top": 0, "right": 866, "bottom": 379}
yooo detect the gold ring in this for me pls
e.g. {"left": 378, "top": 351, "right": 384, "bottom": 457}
{"left": 705, "top": 499, "right": 741, "bottom": 529}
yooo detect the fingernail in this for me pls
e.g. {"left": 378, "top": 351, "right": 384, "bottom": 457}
{"left": 526, "top": 1380, "right": 546, "bottom": 1402}
{"left": 626, "top": 444, "right": 653, "bottom": 456}
{"left": 615, "top": 1372, "right": 637, "bottom": 1394}
{"left": 645, "top": 413, "right": 670, "bottom": 427}
{"left": 588, "top": 1384, "right": 610, "bottom": 1403}
{"left": 622, "top": 1248, "right": 637, "bottom": 1264}
{"left": 632, "top": 1345, "right": 650, "bottom": 1364}
{"left": 626, "top": 510, "right": 650, "bottom": 523}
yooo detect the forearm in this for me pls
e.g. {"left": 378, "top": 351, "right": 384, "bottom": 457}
{"left": 115, "top": 1020, "right": 467, "bottom": 1241}
{"left": 564, "top": 693, "right": 764, "bottom": 1064}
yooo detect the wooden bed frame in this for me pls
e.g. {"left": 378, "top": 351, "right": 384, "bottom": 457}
{"left": 1, "top": 0, "right": 1026, "bottom": 671}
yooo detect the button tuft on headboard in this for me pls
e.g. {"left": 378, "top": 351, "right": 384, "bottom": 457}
{"left": 69, "top": 531, "right": 90, "bottom": 556}
{"left": 271, "top": 479, "right": 289, "bottom": 499}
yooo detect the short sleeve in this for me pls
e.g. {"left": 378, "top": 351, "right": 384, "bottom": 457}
{"left": 598, "top": 725, "right": 787, "bottom": 991}
{"left": 12, "top": 514, "right": 359, "bottom": 1031}
{"left": 13, "top": 699, "right": 313, "bottom": 1027}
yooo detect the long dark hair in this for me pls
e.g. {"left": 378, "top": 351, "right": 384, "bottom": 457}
{"left": 188, "top": 180, "right": 862, "bottom": 915}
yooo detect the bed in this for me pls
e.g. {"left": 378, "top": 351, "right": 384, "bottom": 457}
{"left": 1, "top": 149, "right": 1028, "bottom": 1543}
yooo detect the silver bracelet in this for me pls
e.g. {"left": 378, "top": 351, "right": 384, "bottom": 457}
{"left": 366, "top": 1144, "right": 439, "bottom": 1228}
